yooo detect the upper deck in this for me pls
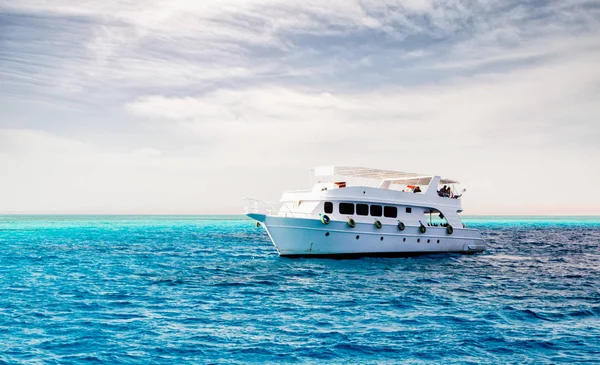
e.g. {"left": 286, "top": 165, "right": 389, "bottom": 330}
{"left": 283, "top": 166, "right": 463, "bottom": 202}
{"left": 245, "top": 166, "right": 468, "bottom": 227}
{"left": 313, "top": 166, "right": 459, "bottom": 187}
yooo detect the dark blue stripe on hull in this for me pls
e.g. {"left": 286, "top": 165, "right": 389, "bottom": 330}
{"left": 280, "top": 251, "right": 479, "bottom": 259}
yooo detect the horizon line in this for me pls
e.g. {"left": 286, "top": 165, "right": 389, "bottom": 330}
{"left": 1, "top": 213, "right": 599, "bottom": 217}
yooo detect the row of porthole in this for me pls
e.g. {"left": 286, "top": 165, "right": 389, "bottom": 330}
{"left": 320, "top": 214, "right": 453, "bottom": 235}
{"left": 324, "top": 232, "right": 441, "bottom": 244}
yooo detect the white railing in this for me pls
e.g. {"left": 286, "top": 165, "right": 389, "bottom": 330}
{"left": 243, "top": 198, "right": 281, "bottom": 216}
{"left": 243, "top": 198, "right": 317, "bottom": 219}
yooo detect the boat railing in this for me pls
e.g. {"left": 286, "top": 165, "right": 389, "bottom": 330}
{"left": 243, "top": 198, "right": 316, "bottom": 219}
{"left": 243, "top": 198, "right": 281, "bottom": 216}
{"left": 276, "top": 202, "right": 314, "bottom": 218}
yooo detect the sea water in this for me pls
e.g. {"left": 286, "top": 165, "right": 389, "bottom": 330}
{"left": 0, "top": 215, "right": 598, "bottom": 364}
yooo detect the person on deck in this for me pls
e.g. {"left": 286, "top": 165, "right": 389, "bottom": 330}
{"left": 439, "top": 185, "right": 449, "bottom": 197}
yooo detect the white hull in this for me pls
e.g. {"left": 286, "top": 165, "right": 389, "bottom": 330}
{"left": 253, "top": 215, "right": 485, "bottom": 257}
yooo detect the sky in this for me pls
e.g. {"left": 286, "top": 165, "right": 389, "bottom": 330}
{"left": 0, "top": 0, "right": 599, "bottom": 215}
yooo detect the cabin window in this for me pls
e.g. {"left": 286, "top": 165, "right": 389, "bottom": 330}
{"left": 356, "top": 204, "right": 369, "bottom": 216}
{"left": 324, "top": 202, "right": 333, "bottom": 214}
{"left": 370, "top": 205, "right": 382, "bottom": 217}
{"left": 339, "top": 203, "right": 354, "bottom": 215}
{"left": 406, "top": 207, "right": 412, "bottom": 213}
{"left": 384, "top": 206, "right": 398, "bottom": 218}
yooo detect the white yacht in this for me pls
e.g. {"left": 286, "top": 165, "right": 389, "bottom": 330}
{"left": 244, "top": 166, "right": 485, "bottom": 257}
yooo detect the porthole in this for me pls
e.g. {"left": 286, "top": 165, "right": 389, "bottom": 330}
{"left": 380, "top": 237, "right": 384, "bottom": 241}
{"left": 427, "top": 239, "right": 430, "bottom": 243}
{"left": 356, "top": 235, "right": 360, "bottom": 240}
{"left": 437, "top": 239, "right": 440, "bottom": 244}
{"left": 403, "top": 238, "right": 406, "bottom": 242}
{"left": 417, "top": 238, "right": 420, "bottom": 243}
{"left": 325, "top": 232, "right": 330, "bottom": 237}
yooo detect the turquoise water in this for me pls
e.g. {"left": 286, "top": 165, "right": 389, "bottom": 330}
{"left": 1, "top": 215, "right": 599, "bottom": 364}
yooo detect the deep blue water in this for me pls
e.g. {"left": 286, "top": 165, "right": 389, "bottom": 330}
{"left": 1, "top": 215, "right": 599, "bottom": 364}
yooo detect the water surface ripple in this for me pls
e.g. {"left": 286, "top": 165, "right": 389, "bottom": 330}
{"left": 1, "top": 216, "right": 599, "bottom": 364}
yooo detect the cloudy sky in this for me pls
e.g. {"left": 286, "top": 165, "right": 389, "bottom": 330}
{"left": 1, "top": 0, "right": 599, "bottom": 214}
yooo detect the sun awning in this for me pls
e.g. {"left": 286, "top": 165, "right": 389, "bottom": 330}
{"left": 313, "top": 166, "right": 459, "bottom": 185}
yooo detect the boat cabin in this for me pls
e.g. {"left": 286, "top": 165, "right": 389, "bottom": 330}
{"left": 278, "top": 166, "right": 467, "bottom": 227}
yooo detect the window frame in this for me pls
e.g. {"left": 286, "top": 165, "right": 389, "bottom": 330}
{"left": 370, "top": 204, "right": 383, "bottom": 217}
{"left": 384, "top": 206, "right": 398, "bottom": 218}
{"left": 406, "top": 207, "right": 412, "bottom": 213}
{"left": 339, "top": 202, "right": 355, "bottom": 215}
{"left": 356, "top": 203, "right": 369, "bottom": 216}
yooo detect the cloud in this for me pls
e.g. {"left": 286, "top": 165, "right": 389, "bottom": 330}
{"left": 126, "top": 49, "right": 600, "bottom": 150}
{"left": 0, "top": 129, "right": 229, "bottom": 213}
{"left": 121, "top": 51, "right": 600, "bottom": 214}
{"left": 1, "top": 0, "right": 599, "bottom": 214}
{"left": 3, "top": 0, "right": 599, "bottom": 104}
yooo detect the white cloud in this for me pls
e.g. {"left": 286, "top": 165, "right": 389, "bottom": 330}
{"left": 127, "top": 50, "right": 600, "bottom": 150}
{"left": 5, "top": 0, "right": 598, "bottom": 99}
{"left": 121, "top": 52, "right": 600, "bottom": 214}
{"left": 1, "top": 0, "right": 600, "bottom": 214}
{"left": 0, "top": 129, "right": 231, "bottom": 213}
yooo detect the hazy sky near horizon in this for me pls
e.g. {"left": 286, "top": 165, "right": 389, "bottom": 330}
{"left": 1, "top": 0, "right": 599, "bottom": 214}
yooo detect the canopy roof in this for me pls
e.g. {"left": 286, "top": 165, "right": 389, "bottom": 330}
{"left": 313, "top": 166, "right": 459, "bottom": 185}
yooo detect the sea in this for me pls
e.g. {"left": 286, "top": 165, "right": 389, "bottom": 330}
{"left": 0, "top": 215, "right": 599, "bottom": 364}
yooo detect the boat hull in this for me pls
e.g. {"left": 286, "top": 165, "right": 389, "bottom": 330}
{"left": 256, "top": 216, "right": 486, "bottom": 257}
